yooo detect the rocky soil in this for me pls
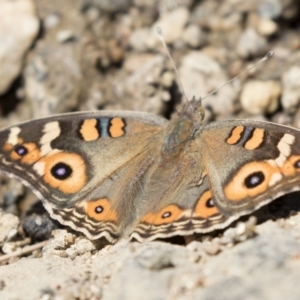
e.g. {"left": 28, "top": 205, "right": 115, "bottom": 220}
{"left": 1, "top": 0, "right": 300, "bottom": 299}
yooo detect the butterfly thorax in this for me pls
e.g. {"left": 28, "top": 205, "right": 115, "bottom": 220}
{"left": 162, "top": 98, "right": 204, "bottom": 155}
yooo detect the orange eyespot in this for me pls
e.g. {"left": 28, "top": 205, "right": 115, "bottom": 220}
{"left": 194, "top": 190, "right": 219, "bottom": 218}
{"left": 41, "top": 152, "right": 87, "bottom": 194}
{"left": 141, "top": 205, "right": 185, "bottom": 225}
{"left": 224, "top": 161, "right": 280, "bottom": 202}
{"left": 85, "top": 198, "right": 118, "bottom": 222}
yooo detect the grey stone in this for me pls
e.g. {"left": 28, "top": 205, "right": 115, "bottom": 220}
{"left": 183, "top": 24, "right": 206, "bottom": 48}
{"left": 24, "top": 0, "right": 85, "bottom": 117}
{"left": 153, "top": 7, "right": 190, "bottom": 44}
{"left": 258, "top": 0, "right": 283, "bottom": 19}
{"left": 237, "top": 28, "right": 268, "bottom": 58}
{"left": 0, "top": 0, "right": 39, "bottom": 94}
{"left": 179, "top": 51, "right": 239, "bottom": 115}
{"left": 281, "top": 66, "right": 300, "bottom": 112}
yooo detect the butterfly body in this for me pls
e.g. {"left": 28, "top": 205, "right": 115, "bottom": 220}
{"left": 1, "top": 99, "right": 300, "bottom": 243}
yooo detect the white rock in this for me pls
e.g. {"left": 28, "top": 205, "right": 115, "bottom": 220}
{"left": 0, "top": 211, "right": 19, "bottom": 246}
{"left": 257, "top": 18, "right": 278, "bottom": 36}
{"left": 129, "top": 28, "right": 158, "bottom": 52}
{"left": 0, "top": 0, "right": 39, "bottom": 94}
{"left": 281, "top": 66, "right": 300, "bottom": 112}
{"left": 56, "top": 30, "right": 75, "bottom": 43}
{"left": 237, "top": 28, "right": 268, "bottom": 58}
{"left": 179, "top": 51, "right": 239, "bottom": 115}
{"left": 52, "top": 230, "right": 76, "bottom": 250}
{"left": 43, "top": 13, "right": 61, "bottom": 29}
{"left": 161, "top": 71, "right": 174, "bottom": 88}
{"left": 183, "top": 24, "right": 205, "bottom": 48}
{"left": 240, "top": 80, "right": 281, "bottom": 115}
{"left": 153, "top": 7, "right": 190, "bottom": 44}
{"left": 65, "top": 238, "right": 96, "bottom": 259}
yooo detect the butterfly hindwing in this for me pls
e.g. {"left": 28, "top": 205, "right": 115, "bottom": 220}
{"left": 131, "top": 168, "right": 236, "bottom": 242}
{"left": 130, "top": 141, "right": 236, "bottom": 242}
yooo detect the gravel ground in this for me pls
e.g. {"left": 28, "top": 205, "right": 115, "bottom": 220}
{"left": 1, "top": 0, "right": 300, "bottom": 299}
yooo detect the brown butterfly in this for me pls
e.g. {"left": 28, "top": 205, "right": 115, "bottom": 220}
{"left": 0, "top": 93, "right": 299, "bottom": 243}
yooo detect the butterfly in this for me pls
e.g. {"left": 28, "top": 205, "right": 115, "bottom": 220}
{"left": 0, "top": 96, "right": 300, "bottom": 243}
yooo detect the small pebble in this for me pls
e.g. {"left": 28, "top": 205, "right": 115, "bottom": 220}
{"left": 0, "top": 211, "right": 19, "bottom": 246}
{"left": 237, "top": 28, "right": 268, "bottom": 58}
{"left": 44, "top": 13, "right": 61, "bottom": 29}
{"left": 281, "top": 66, "right": 300, "bottom": 112}
{"left": 129, "top": 28, "right": 157, "bottom": 51}
{"left": 161, "top": 71, "right": 174, "bottom": 88}
{"left": 153, "top": 7, "right": 190, "bottom": 44}
{"left": 56, "top": 30, "right": 75, "bottom": 43}
{"left": 183, "top": 24, "right": 205, "bottom": 48}
{"left": 203, "top": 241, "right": 221, "bottom": 256}
{"left": 240, "top": 80, "right": 281, "bottom": 115}
{"left": 65, "top": 238, "right": 96, "bottom": 259}
{"left": 257, "top": 18, "right": 278, "bottom": 36}
{"left": 52, "top": 230, "right": 76, "bottom": 250}
{"left": 2, "top": 243, "right": 18, "bottom": 254}
{"left": 236, "top": 223, "right": 247, "bottom": 236}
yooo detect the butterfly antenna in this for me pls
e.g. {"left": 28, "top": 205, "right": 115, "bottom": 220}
{"left": 201, "top": 51, "right": 274, "bottom": 101}
{"left": 156, "top": 26, "right": 189, "bottom": 102}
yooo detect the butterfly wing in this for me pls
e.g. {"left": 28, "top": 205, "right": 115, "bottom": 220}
{"left": 130, "top": 119, "right": 300, "bottom": 242}
{"left": 3, "top": 111, "right": 297, "bottom": 243}
{"left": 0, "top": 111, "right": 167, "bottom": 242}
{"left": 200, "top": 119, "right": 300, "bottom": 216}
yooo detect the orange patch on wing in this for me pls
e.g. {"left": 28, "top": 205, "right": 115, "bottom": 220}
{"left": 109, "top": 118, "right": 125, "bottom": 138}
{"left": 194, "top": 190, "right": 219, "bottom": 218}
{"left": 226, "top": 126, "right": 244, "bottom": 145}
{"left": 21, "top": 143, "right": 41, "bottom": 164}
{"left": 85, "top": 198, "right": 118, "bottom": 222}
{"left": 42, "top": 152, "right": 87, "bottom": 194}
{"left": 281, "top": 155, "right": 300, "bottom": 176}
{"left": 5, "top": 143, "right": 41, "bottom": 164}
{"left": 244, "top": 128, "right": 265, "bottom": 150}
{"left": 6, "top": 136, "right": 23, "bottom": 148}
{"left": 10, "top": 151, "right": 21, "bottom": 160}
{"left": 5, "top": 137, "right": 24, "bottom": 154}
{"left": 3, "top": 143, "right": 13, "bottom": 151}
{"left": 79, "top": 119, "right": 99, "bottom": 141}
{"left": 224, "top": 161, "right": 280, "bottom": 202}
{"left": 141, "top": 204, "right": 185, "bottom": 225}
{"left": 8, "top": 142, "right": 41, "bottom": 163}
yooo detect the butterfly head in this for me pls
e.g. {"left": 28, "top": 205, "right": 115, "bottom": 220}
{"left": 177, "top": 96, "right": 205, "bottom": 125}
